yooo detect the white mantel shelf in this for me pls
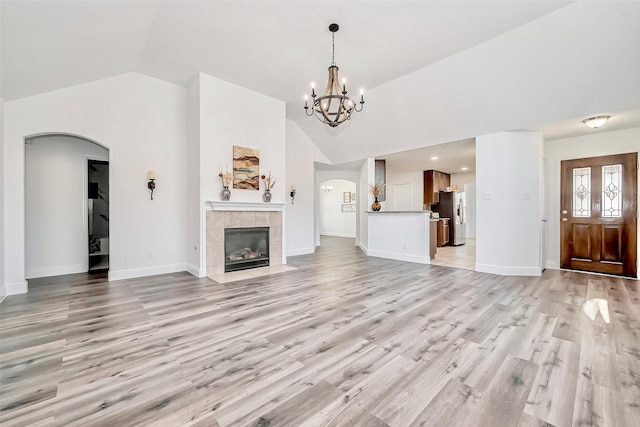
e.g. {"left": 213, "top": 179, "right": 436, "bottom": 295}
{"left": 206, "top": 201, "right": 285, "bottom": 212}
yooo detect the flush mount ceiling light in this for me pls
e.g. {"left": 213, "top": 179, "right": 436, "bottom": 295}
{"left": 304, "top": 23, "right": 364, "bottom": 128}
{"left": 582, "top": 115, "right": 610, "bottom": 129}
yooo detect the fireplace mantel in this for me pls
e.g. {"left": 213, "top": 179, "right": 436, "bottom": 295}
{"left": 206, "top": 201, "right": 285, "bottom": 212}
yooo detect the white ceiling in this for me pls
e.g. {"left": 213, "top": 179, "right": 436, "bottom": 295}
{"left": 2, "top": 1, "right": 640, "bottom": 165}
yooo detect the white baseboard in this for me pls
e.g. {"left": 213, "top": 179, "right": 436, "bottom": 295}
{"left": 108, "top": 263, "right": 189, "bottom": 281}
{"left": 545, "top": 260, "right": 559, "bottom": 270}
{"left": 26, "top": 264, "right": 85, "bottom": 279}
{"left": 4, "top": 281, "right": 29, "bottom": 296}
{"left": 320, "top": 232, "right": 357, "bottom": 238}
{"left": 475, "top": 263, "right": 542, "bottom": 277}
{"left": 357, "top": 242, "right": 368, "bottom": 254}
{"left": 186, "top": 263, "right": 206, "bottom": 278}
{"left": 367, "top": 249, "right": 429, "bottom": 264}
{"left": 286, "top": 247, "right": 315, "bottom": 257}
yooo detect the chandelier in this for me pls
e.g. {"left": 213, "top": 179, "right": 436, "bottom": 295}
{"left": 304, "top": 23, "right": 364, "bottom": 127}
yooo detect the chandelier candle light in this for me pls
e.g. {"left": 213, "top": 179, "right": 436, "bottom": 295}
{"left": 304, "top": 23, "right": 364, "bottom": 127}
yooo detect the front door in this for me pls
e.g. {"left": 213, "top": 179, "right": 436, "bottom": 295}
{"left": 560, "top": 152, "right": 637, "bottom": 277}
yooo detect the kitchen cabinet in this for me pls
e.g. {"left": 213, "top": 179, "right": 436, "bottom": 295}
{"left": 436, "top": 218, "right": 450, "bottom": 247}
{"left": 423, "top": 170, "right": 451, "bottom": 207}
{"left": 429, "top": 220, "right": 438, "bottom": 259}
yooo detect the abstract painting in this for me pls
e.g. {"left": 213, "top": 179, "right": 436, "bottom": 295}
{"left": 233, "top": 146, "right": 260, "bottom": 190}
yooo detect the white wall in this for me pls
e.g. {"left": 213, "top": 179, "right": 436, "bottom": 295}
{"left": 383, "top": 166, "right": 424, "bottom": 211}
{"left": 464, "top": 182, "right": 477, "bottom": 238}
{"left": 186, "top": 76, "right": 202, "bottom": 275}
{"left": 451, "top": 172, "right": 476, "bottom": 189}
{"left": 285, "top": 120, "right": 330, "bottom": 256}
{"left": 3, "top": 73, "right": 188, "bottom": 289}
{"left": 545, "top": 127, "right": 640, "bottom": 272}
{"left": 319, "top": 179, "right": 357, "bottom": 238}
{"left": 25, "top": 136, "right": 108, "bottom": 278}
{"left": 476, "top": 131, "right": 544, "bottom": 276}
{"left": 0, "top": 96, "right": 5, "bottom": 300}
{"left": 358, "top": 158, "right": 375, "bottom": 252}
{"left": 196, "top": 72, "right": 286, "bottom": 272}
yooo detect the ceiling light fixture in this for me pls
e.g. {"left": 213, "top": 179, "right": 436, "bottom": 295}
{"left": 431, "top": 156, "right": 439, "bottom": 160}
{"left": 582, "top": 115, "right": 610, "bottom": 129}
{"left": 304, "top": 23, "right": 364, "bottom": 127}
{"left": 461, "top": 167, "right": 468, "bottom": 171}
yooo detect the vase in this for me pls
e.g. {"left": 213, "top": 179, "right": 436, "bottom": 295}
{"left": 221, "top": 186, "right": 231, "bottom": 201}
{"left": 372, "top": 197, "right": 381, "bottom": 211}
{"left": 263, "top": 189, "right": 272, "bottom": 203}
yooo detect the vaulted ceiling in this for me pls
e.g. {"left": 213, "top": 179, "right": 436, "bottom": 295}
{"left": 2, "top": 1, "right": 639, "bottom": 165}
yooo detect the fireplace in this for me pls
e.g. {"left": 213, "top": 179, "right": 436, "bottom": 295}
{"left": 224, "top": 227, "right": 270, "bottom": 272}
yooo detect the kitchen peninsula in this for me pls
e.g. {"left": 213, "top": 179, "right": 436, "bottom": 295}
{"left": 366, "top": 211, "right": 438, "bottom": 264}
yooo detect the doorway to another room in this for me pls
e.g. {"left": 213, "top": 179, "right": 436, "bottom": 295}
{"left": 560, "top": 152, "right": 637, "bottom": 277}
{"left": 319, "top": 179, "right": 357, "bottom": 240}
{"left": 25, "top": 134, "right": 110, "bottom": 279}
{"left": 88, "top": 159, "right": 110, "bottom": 272}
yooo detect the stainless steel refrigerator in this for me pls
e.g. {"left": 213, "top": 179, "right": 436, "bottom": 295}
{"left": 434, "top": 191, "right": 466, "bottom": 246}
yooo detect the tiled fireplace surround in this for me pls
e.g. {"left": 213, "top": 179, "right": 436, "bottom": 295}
{"left": 206, "top": 204, "right": 283, "bottom": 276}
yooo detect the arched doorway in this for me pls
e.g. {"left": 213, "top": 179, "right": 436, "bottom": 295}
{"left": 24, "top": 133, "right": 110, "bottom": 278}
{"left": 318, "top": 179, "right": 357, "bottom": 239}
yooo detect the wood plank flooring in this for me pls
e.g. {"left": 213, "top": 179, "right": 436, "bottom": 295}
{"left": 1, "top": 236, "right": 639, "bottom": 426}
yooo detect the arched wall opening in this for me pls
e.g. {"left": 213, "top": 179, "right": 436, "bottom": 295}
{"left": 318, "top": 179, "right": 357, "bottom": 239}
{"left": 24, "top": 133, "right": 110, "bottom": 278}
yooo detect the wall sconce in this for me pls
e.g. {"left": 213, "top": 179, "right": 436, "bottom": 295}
{"left": 290, "top": 185, "right": 296, "bottom": 204}
{"left": 147, "top": 170, "right": 156, "bottom": 200}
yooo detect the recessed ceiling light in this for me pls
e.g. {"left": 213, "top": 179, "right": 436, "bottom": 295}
{"left": 461, "top": 167, "right": 468, "bottom": 171}
{"left": 431, "top": 156, "right": 438, "bottom": 160}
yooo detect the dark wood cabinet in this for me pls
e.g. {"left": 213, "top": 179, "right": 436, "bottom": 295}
{"left": 442, "top": 219, "right": 450, "bottom": 245}
{"left": 436, "top": 218, "right": 450, "bottom": 247}
{"left": 429, "top": 220, "right": 438, "bottom": 259}
{"left": 423, "top": 170, "right": 451, "bottom": 208}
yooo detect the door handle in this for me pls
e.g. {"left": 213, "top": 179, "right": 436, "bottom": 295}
{"left": 562, "top": 210, "right": 568, "bottom": 214}
{"left": 562, "top": 218, "right": 568, "bottom": 222}
{"left": 542, "top": 219, "right": 548, "bottom": 222}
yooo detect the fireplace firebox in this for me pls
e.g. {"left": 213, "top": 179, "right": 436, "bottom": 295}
{"left": 224, "top": 227, "right": 270, "bottom": 272}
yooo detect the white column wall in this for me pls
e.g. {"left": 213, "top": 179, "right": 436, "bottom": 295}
{"left": 0, "top": 97, "right": 5, "bottom": 300}
{"left": 476, "top": 131, "right": 544, "bottom": 276}
{"left": 285, "top": 120, "right": 330, "bottom": 256}
{"left": 186, "top": 77, "right": 202, "bottom": 276}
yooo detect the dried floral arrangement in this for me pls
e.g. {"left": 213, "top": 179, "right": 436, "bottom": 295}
{"left": 218, "top": 166, "right": 233, "bottom": 187}
{"left": 261, "top": 172, "right": 277, "bottom": 190}
{"left": 369, "top": 183, "right": 385, "bottom": 198}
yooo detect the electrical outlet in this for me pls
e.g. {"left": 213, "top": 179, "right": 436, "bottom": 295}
{"left": 148, "top": 249, "right": 155, "bottom": 258}
{"left": 403, "top": 243, "right": 408, "bottom": 250}
{"left": 483, "top": 193, "right": 492, "bottom": 200}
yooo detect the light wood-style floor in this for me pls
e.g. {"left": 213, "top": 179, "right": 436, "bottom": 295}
{"left": 1, "top": 236, "right": 639, "bottom": 426}
{"left": 430, "top": 238, "right": 476, "bottom": 271}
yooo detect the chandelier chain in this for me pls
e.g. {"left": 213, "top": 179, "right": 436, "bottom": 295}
{"left": 331, "top": 31, "right": 336, "bottom": 66}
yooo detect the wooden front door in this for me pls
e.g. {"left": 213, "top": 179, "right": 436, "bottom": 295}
{"left": 560, "top": 152, "right": 638, "bottom": 277}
